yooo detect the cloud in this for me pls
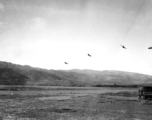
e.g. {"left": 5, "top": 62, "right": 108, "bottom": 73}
{"left": 0, "top": 3, "right": 4, "bottom": 9}
{"left": 47, "top": 8, "right": 80, "bottom": 15}
{"left": 0, "top": 3, "right": 4, "bottom": 10}
{"left": 0, "top": 21, "right": 3, "bottom": 25}
{"left": 30, "top": 17, "right": 47, "bottom": 31}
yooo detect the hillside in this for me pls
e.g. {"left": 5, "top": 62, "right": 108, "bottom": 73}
{"left": 0, "top": 61, "right": 152, "bottom": 86}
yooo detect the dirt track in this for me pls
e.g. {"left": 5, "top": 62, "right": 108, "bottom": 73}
{"left": 0, "top": 87, "right": 152, "bottom": 120}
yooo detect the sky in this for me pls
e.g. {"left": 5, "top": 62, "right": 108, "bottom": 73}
{"left": 0, "top": 0, "right": 152, "bottom": 75}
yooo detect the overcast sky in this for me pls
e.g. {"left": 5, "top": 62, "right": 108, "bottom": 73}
{"left": 0, "top": 0, "right": 152, "bottom": 75}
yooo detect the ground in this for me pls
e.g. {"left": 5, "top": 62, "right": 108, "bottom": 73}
{"left": 0, "top": 86, "right": 152, "bottom": 120}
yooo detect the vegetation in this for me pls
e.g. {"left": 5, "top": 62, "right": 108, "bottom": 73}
{"left": 93, "top": 84, "right": 138, "bottom": 88}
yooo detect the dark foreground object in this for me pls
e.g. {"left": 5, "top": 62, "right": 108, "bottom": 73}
{"left": 138, "top": 86, "right": 152, "bottom": 100}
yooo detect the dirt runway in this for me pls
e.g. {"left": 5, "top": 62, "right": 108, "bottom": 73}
{"left": 0, "top": 87, "right": 151, "bottom": 120}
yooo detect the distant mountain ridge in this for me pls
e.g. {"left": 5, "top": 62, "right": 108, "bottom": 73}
{"left": 0, "top": 61, "right": 152, "bottom": 86}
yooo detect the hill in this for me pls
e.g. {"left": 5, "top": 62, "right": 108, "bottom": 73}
{"left": 0, "top": 61, "right": 152, "bottom": 86}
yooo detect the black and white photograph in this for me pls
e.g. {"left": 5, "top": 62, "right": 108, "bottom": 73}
{"left": 0, "top": 0, "right": 152, "bottom": 119}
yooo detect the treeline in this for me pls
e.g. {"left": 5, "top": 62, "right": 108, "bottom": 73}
{"left": 93, "top": 84, "right": 138, "bottom": 88}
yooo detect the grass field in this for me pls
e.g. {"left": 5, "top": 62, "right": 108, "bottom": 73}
{"left": 0, "top": 86, "right": 151, "bottom": 120}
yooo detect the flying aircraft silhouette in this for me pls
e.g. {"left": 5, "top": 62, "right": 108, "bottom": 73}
{"left": 64, "top": 62, "right": 68, "bottom": 64}
{"left": 148, "top": 47, "right": 152, "bottom": 49}
{"left": 121, "top": 45, "right": 127, "bottom": 49}
{"left": 88, "top": 54, "right": 92, "bottom": 57}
